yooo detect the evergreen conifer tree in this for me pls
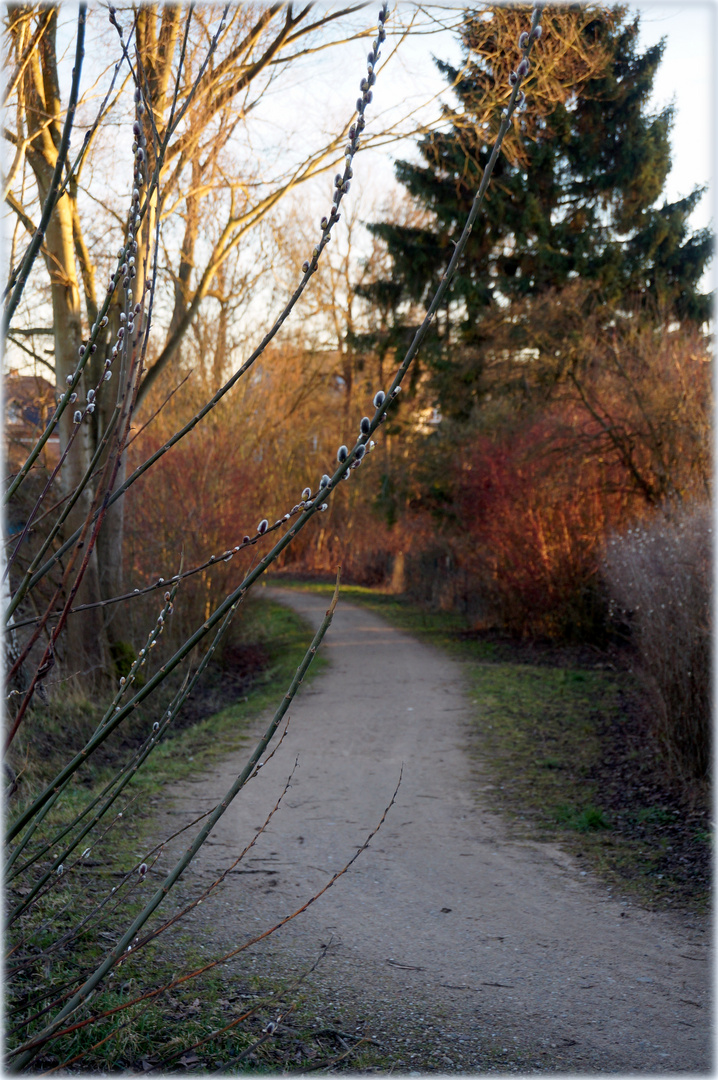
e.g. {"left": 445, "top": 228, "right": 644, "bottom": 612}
{"left": 363, "top": 6, "right": 712, "bottom": 419}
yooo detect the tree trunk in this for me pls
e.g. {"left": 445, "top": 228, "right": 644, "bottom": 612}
{"left": 26, "top": 12, "right": 109, "bottom": 677}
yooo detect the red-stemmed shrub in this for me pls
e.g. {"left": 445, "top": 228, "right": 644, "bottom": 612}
{"left": 454, "top": 410, "right": 631, "bottom": 639}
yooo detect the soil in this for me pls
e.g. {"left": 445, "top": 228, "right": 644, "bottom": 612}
{"left": 171, "top": 641, "right": 271, "bottom": 733}
{"left": 156, "top": 589, "right": 711, "bottom": 1073}
{"left": 588, "top": 686, "right": 710, "bottom": 903}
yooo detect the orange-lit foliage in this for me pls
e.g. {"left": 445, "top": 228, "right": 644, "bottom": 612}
{"left": 124, "top": 313, "right": 710, "bottom": 646}
{"left": 123, "top": 341, "right": 404, "bottom": 636}
{"left": 453, "top": 410, "right": 632, "bottom": 639}
{"left": 475, "top": 286, "right": 712, "bottom": 507}
{"left": 125, "top": 405, "right": 263, "bottom": 636}
{"left": 564, "top": 318, "right": 712, "bottom": 507}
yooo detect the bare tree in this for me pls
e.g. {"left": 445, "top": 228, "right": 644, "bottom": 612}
{"left": 4, "top": 3, "right": 383, "bottom": 639}
{"left": 3, "top": 4, "right": 548, "bottom": 1069}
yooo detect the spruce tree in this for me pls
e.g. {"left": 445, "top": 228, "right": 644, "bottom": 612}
{"left": 365, "top": 6, "right": 712, "bottom": 418}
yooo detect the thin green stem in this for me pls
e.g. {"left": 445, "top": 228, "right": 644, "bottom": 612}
{"left": 5, "top": 408, "right": 120, "bottom": 623}
{"left": 8, "top": 576, "right": 341, "bottom": 1072}
{"left": 15, "top": 13, "right": 385, "bottom": 594}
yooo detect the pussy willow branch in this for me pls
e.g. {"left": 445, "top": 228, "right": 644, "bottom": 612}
{"left": 8, "top": 367, "right": 191, "bottom": 551}
{"left": 4, "top": 472, "right": 112, "bottom": 739}
{"left": 10, "top": 504, "right": 303, "bottom": 631}
{"left": 14, "top": 5, "right": 388, "bottom": 596}
{"left": 128, "top": 750, "right": 298, "bottom": 955}
{"left": 13, "top": 761, "right": 400, "bottom": 1067}
{"left": 6, "top": 0, "right": 539, "bottom": 825}
{"left": 9, "top": 743, "right": 231, "bottom": 972}
{"left": 6, "top": 579, "right": 181, "bottom": 872}
{"left": 8, "top": 576, "right": 341, "bottom": 1072}
{"left": 7, "top": 752, "right": 250, "bottom": 1015}
{"left": 48, "top": 936, "right": 312, "bottom": 1075}
{"left": 4, "top": 5, "right": 228, "bottom": 503}
{"left": 5, "top": 178, "right": 158, "bottom": 710}
{"left": 4, "top": 407, "right": 121, "bottom": 608}
{"left": 11, "top": 791, "right": 215, "bottom": 976}
{"left": 11, "top": 0, "right": 524, "bottom": 648}
{"left": 369, "top": 9, "right": 546, "bottom": 427}
{"left": 4, "top": 727, "right": 135, "bottom": 877}
{"left": 9, "top": 10, "right": 542, "bottom": 1061}
{"left": 14, "top": 578, "right": 247, "bottom": 888}
{"left": 7, "top": 471, "right": 336, "bottom": 827}
{"left": 2, "top": 4, "right": 87, "bottom": 332}
{"left": 41, "top": 734, "right": 295, "bottom": 973}
{"left": 164, "top": 965, "right": 309, "bottom": 1073}
{"left": 5, "top": 393, "right": 136, "bottom": 743}
{"left": 4, "top": 408, "right": 99, "bottom": 582}
{"left": 6, "top": 601, "right": 179, "bottom": 916}
{"left": 7, "top": 719, "right": 155, "bottom": 884}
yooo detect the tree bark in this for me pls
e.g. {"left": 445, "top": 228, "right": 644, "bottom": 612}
{"left": 24, "top": 10, "right": 109, "bottom": 674}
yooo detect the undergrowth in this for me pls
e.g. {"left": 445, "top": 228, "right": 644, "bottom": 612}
{"left": 8, "top": 598, "right": 317, "bottom": 795}
{"left": 6, "top": 597, "right": 328, "bottom": 1073}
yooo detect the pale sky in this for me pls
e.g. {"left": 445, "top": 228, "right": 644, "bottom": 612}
{"left": 250, "top": 2, "right": 715, "bottom": 282}
{"left": 340, "top": 2, "right": 715, "bottom": 231}
{"left": 10, "top": 3, "right": 717, "bottom": 248}
{"left": 3, "top": 2, "right": 715, "bottom": 378}
{"left": 632, "top": 3, "right": 714, "bottom": 229}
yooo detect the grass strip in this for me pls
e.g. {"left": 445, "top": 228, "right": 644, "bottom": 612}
{"left": 270, "top": 578, "right": 709, "bottom": 912}
{"left": 6, "top": 596, "right": 325, "bottom": 1072}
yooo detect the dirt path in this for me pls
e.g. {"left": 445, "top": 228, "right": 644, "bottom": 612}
{"left": 160, "top": 589, "right": 711, "bottom": 1072}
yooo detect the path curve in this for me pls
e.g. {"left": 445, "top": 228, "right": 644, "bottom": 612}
{"left": 161, "top": 589, "right": 710, "bottom": 1072}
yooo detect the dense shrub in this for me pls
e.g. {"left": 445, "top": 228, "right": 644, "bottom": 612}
{"left": 453, "top": 413, "right": 630, "bottom": 640}
{"left": 126, "top": 345, "right": 411, "bottom": 596}
{"left": 603, "top": 503, "right": 712, "bottom": 781}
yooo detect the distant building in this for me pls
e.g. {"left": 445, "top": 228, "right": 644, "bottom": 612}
{"left": 4, "top": 370, "right": 60, "bottom": 472}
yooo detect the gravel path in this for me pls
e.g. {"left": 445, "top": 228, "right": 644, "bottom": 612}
{"left": 160, "top": 589, "right": 711, "bottom": 1073}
